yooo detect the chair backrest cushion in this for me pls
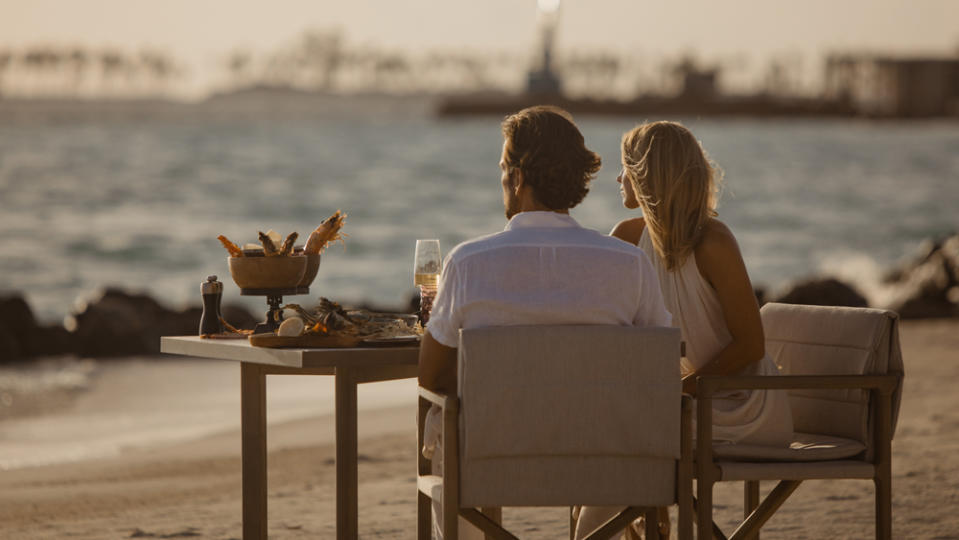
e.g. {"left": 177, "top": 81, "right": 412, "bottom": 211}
{"left": 458, "top": 325, "right": 681, "bottom": 461}
{"left": 761, "top": 303, "right": 903, "bottom": 443}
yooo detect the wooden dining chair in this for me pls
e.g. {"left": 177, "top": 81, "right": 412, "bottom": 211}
{"left": 416, "top": 325, "right": 694, "bottom": 540}
{"left": 693, "top": 303, "right": 904, "bottom": 540}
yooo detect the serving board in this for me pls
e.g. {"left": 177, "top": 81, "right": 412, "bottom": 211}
{"left": 248, "top": 333, "right": 362, "bottom": 349}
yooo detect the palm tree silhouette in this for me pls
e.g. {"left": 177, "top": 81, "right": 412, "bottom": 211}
{"left": 0, "top": 50, "right": 11, "bottom": 96}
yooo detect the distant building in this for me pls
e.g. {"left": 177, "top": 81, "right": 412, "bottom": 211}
{"left": 825, "top": 54, "right": 959, "bottom": 117}
{"left": 676, "top": 62, "right": 718, "bottom": 101}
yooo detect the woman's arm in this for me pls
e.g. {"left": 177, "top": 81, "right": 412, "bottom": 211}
{"left": 683, "top": 220, "right": 765, "bottom": 394}
{"left": 610, "top": 217, "right": 645, "bottom": 245}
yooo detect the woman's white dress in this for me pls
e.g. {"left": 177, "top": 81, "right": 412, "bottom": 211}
{"left": 638, "top": 228, "right": 793, "bottom": 445}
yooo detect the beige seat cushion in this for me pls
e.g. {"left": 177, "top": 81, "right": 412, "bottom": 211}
{"left": 718, "top": 460, "right": 876, "bottom": 482}
{"left": 713, "top": 432, "right": 866, "bottom": 462}
{"left": 761, "top": 303, "right": 903, "bottom": 444}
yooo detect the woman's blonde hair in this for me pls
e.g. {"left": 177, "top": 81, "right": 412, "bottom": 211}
{"left": 622, "top": 121, "right": 722, "bottom": 270}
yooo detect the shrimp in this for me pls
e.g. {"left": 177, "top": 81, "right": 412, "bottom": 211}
{"left": 217, "top": 235, "right": 244, "bottom": 257}
{"left": 258, "top": 231, "right": 280, "bottom": 256}
{"left": 279, "top": 231, "right": 299, "bottom": 256}
{"left": 304, "top": 210, "right": 347, "bottom": 254}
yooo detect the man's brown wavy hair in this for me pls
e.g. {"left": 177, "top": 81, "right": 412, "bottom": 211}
{"left": 501, "top": 106, "right": 602, "bottom": 210}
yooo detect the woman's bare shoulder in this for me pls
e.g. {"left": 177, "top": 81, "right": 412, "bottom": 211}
{"left": 610, "top": 217, "right": 646, "bottom": 246}
{"left": 694, "top": 218, "right": 745, "bottom": 277}
{"left": 697, "top": 218, "right": 740, "bottom": 255}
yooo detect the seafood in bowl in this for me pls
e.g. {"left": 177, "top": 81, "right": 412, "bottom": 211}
{"left": 216, "top": 210, "right": 347, "bottom": 290}
{"left": 228, "top": 255, "right": 307, "bottom": 290}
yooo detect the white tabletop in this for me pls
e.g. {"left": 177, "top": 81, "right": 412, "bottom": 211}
{"left": 161, "top": 336, "right": 420, "bottom": 369}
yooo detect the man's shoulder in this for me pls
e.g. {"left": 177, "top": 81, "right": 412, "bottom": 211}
{"left": 580, "top": 227, "right": 646, "bottom": 252}
{"left": 448, "top": 226, "right": 645, "bottom": 262}
{"left": 564, "top": 226, "right": 651, "bottom": 259}
{"left": 445, "top": 230, "right": 512, "bottom": 263}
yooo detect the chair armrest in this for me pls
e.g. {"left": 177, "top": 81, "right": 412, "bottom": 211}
{"left": 418, "top": 385, "right": 454, "bottom": 409}
{"left": 695, "top": 374, "right": 901, "bottom": 398}
{"left": 417, "top": 386, "right": 460, "bottom": 476}
{"left": 693, "top": 374, "right": 902, "bottom": 474}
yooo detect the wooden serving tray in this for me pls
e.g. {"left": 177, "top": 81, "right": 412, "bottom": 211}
{"left": 248, "top": 333, "right": 362, "bottom": 349}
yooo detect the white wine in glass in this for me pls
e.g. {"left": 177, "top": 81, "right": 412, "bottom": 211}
{"left": 414, "top": 273, "right": 439, "bottom": 288}
{"left": 413, "top": 239, "right": 441, "bottom": 289}
{"left": 414, "top": 239, "right": 441, "bottom": 324}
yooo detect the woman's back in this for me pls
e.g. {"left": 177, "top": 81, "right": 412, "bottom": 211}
{"left": 637, "top": 226, "right": 738, "bottom": 375}
{"left": 631, "top": 221, "right": 792, "bottom": 445}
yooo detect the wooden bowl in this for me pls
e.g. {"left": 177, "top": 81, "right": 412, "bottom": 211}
{"left": 297, "top": 253, "right": 321, "bottom": 288}
{"left": 228, "top": 255, "right": 307, "bottom": 290}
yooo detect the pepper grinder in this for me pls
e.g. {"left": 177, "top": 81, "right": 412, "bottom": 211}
{"left": 199, "top": 275, "right": 224, "bottom": 335}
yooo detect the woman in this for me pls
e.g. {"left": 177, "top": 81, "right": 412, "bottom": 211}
{"left": 574, "top": 121, "right": 792, "bottom": 540}
{"left": 611, "top": 120, "right": 792, "bottom": 444}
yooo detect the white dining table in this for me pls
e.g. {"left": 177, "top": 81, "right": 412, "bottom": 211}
{"left": 160, "top": 336, "right": 419, "bottom": 540}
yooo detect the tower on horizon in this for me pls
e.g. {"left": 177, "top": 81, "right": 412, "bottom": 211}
{"left": 526, "top": 0, "right": 562, "bottom": 96}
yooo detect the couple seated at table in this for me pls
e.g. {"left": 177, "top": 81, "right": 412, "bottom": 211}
{"left": 418, "top": 106, "right": 793, "bottom": 539}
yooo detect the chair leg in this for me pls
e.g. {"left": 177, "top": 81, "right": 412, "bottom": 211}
{"left": 743, "top": 481, "right": 760, "bottom": 540}
{"left": 442, "top": 400, "right": 460, "bottom": 540}
{"left": 678, "top": 490, "right": 694, "bottom": 540}
{"left": 692, "top": 496, "right": 729, "bottom": 540}
{"left": 644, "top": 507, "right": 660, "bottom": 540}
{"left": 444, "top": 501, "right": 458, "bottom": 540}
{"left": 482, "top": 507, "right": 502, "bottom": 540}
{"left": 875, "top": 386, "right": 893, "bottom": 540}
{"left": 875, "top": 474, "right": 892, "bottom": 540}
{"left": 583, "top": 507, "right": 646, "bottom": 540}
{"left": 569, "top": 506, "right": 576, "bottom": 540}
{"left": 728, "top": 480, "right": 800, "bottom": 540}
{"left": 697, "top": 478, "right": 715, "bottom": 540}
{"left": 678, "top": 395, "right": 694, "bottom": 540}
{"left": 417, "top": 490, "right": 432, "bottom": 540}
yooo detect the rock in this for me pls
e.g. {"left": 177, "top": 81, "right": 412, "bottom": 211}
{"left": 0, "top": 326, "right": 21, "bottom": 363}
{"left": 21, "top": 325, "right": 79, "bottom": 358}
{"left": 0, "top": 294, "right": 82, "bottom": 361}
{"left": 0, "top": 294, "right": 38, "bottom": 336}
{"left": 68, "top": 288, "right": 260, "bottom": 356}
{"left": 222, "top": 303, "right": 258, "bottom": 330}
{"left": 882, "top": 233, "right": 959, "bottom": 318}
{"left": 772, "top": 278, "right": 869, "bottom": 308}
{"left": 0, "top": 294, "right": 39, "bottom": 362}
{"left": 754, "top": 287, "right": 767, "bottom": 307}
{"left": 69, "top": 288, "right": 164, "bottom": 357}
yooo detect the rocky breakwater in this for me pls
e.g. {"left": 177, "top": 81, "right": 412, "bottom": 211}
{"left": 0, "top": 288, "right": 257, "bottom": 363}
{"left": 768, "top": 233, "right": 959, "bottom": 318}
{"left": 880, "top": 234, "right": 959, "bottom": 318}
{"left": 0, "top": 296, "right": 76, "bottom": 362}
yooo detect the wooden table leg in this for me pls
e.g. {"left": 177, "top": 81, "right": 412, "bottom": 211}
{"left": 336, "top": 366, "right": 359, "bottom": 540}
{"left": 241, "top": 363, "right": 268, "bottom": 540}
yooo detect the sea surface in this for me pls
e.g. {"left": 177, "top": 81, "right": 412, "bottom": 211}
{"left": 0, "top": 95, "right": 957, "bottom": 468}
{"left": 2, "top": 96, "right": 958, "bottom": 321}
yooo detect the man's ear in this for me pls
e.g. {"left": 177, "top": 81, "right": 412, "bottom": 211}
{"left": 511, "top": 168, "right": 525, "bottom": 193}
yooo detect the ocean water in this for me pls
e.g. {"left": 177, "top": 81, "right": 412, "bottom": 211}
{"left": 2, "top": 97, "right": 958, "bottom": 323}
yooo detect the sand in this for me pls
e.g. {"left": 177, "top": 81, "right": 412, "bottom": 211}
{"left": 1, "top": 319, "right": 958, "bottom": 539}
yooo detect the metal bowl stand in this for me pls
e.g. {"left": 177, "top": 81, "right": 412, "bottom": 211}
{"left": 240, "top": 286, "right": 309, "bottom": 334}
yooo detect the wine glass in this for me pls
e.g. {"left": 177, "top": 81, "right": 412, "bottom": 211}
{"left": 413, "top": 239, "right": 441, "bottom": 323}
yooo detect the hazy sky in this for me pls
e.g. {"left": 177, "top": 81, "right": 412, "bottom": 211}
{"left": 3, "top": 0, "right": 958, "bottom": 93}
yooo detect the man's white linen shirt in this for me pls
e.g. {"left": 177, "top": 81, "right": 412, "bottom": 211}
{"left": 426, "top": 211, "right": 671, "bottom": 347}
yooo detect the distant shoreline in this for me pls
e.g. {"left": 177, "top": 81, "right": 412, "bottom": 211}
{"left": 3, "top": 90, "right": 958, "bottom": 121}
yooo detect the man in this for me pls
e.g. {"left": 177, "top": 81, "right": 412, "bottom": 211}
{"left": 419, "top": 105, "right": 671, "bottom": 539}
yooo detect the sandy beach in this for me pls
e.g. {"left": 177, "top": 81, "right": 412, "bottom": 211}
{"left": 1, "top": 319, "right": 958, "bottom": 539}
